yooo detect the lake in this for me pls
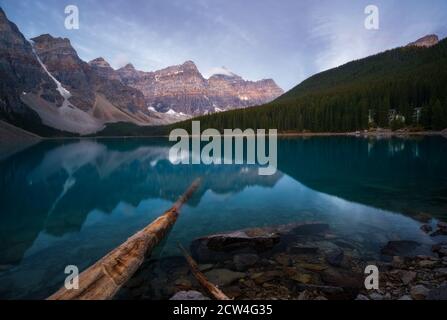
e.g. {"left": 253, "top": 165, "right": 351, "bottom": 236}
{"left": 0, "top": 136, "right": 446, "bottom": 299}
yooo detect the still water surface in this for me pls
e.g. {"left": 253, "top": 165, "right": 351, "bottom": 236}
{"left": 0, "top": 136, "right": 446, "bottom": 299}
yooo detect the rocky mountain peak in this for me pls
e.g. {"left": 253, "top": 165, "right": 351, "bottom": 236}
{"left": 174, "top": 60, "right": 201, "bottom": 74}
{"left": 182, "top": 60, "right": 197, "bottom": 68}
{"left": 88, "top": 57, "right": 112, "bottom": 69}
{"left": 407, "top": 34, "right": 439, "bottom": 48}
{"left": 89, "top": 57, "right": 120, "bottom": 81}
{"left": 123, "top": 63, "right": 135, "bottom": 70}
{"left": 31, "top": 34, "right": 78, "bottom": 57}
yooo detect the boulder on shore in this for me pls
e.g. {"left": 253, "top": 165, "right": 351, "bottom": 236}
{"left": 190, "top": 222, "right": 329, "bottom": 263}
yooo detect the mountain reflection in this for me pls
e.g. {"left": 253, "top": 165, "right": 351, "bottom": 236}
{"left": 1, "top": 135, "right": 446, "bottom": 267}
{"left": 0, "top": 139, "right": 282, "bottom": 265}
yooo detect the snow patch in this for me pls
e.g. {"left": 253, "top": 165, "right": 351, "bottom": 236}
{"left": 165, "top": 109, "right": 187, "bottom": 117}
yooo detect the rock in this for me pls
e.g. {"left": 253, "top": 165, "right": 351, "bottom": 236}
{"left": 398, "top": 295, "right": 413, "bottom": 300}
{"left": 381, "top": 240, "right": 431, "bottom": 257}
{"left": 438, "top": 221, "right": 447, "bottom": 230}
{"left": 432, "top": 243, "right": 447, "bottom": 258}
{"left": 190, "top": 228, "right": 280, "bottom": 262}
{"left": 198, "top": 264, "right": 214, "bottom": 272}
{"left": 434, "top": 268, "right": 447, "bottom": 275}
{"left": 401, "top": 271, "right": 417, "bottom": 285}
{"left": 296, "top": 262, "right": 328, "bottom": 272}
{"left": 369, "top": 292, "right": 384, "bottom": 300}
{"left": 288, "top": 244, "right": 319, "bottom": 255}
{"left": 410, "top": 285, "right": 430, "bottom": 300}
{"left": 274, "top": 253, "right": 292, "bottom": 267}
{"left": 420, "top": 224, "right": 433, "bottom": 233}
{"left": 190, "top": 222, "right": 329, "bottom": 262}
{"left": 224, "top": 286, "right": 243, "bottom": 299}
{"left": 315, "top": 296, "right": 328, "bottom": 300}
{"left": 431, "top": 229, "right": 447, "bottom": 237}
{"left": 412, "top": 212, "right": 432, "bottom": 223}
{"left": 233, "top": 254, "right": 259, "bottom": 271}
{"left": 251, "top": 270, "right": 282, "bottom": 284}
{"left": 431, "top": 222, "right": 447, "bottom": 236}
{"left": 298, "top": 290, "right": 311, "bottom": 300}
{"left": 325, "top": 248, "right": 344, "bottom": 267}
{"left": 289, "top": 272, "right": 315, "bottom": 284}
{"left": 204, "top": 269, "right": 245, "bottom": 287}
{"left": 418, "top": 259, "right": 439, "bottom": 268}
{"left": 355, "top": 294, "right": 369, "bottom": 300}
{"left": 392, "top": 256, "right": 407, "bottom": 268}
{"left": 427, "top": 285, "right": 447, "bottom": 300}
{"left": 407, "top": 34, "right": 439, "bottom": 48}
{"left": 170, "top": 290, "right": 210, "bottom": 300}
{"left": 174, "top": 278, "right": 192, "bottom": 290}
{"left": 321, "top": 268, "right": 363, "bottom": 289}
{"left": 288, "top": 222, "right": 330, "bottom": 235}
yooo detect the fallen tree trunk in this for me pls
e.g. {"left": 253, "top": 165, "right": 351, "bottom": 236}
{"left": 48, "top": 178, "right": 202, "bottom": 300}
{"left": 178, "top": 244, "right": 231, "bottom": 300}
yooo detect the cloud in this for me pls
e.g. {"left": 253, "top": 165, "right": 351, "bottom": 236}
{"left": 205, "top": 66, "right": 236, "bottom": 77}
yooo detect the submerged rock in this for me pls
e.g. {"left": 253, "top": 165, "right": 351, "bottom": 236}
{"left": 421, "top": 224, "right": 433, "bottom": 233}
{"left": 381, "top": 240, "right": 432, "bottom": 257}
{"left": 204, "top": 269, "right": 245, "bottom": 287}
{"left": 325, "top": 248, "right": 344, "bottom": 267}
{"left": 288, "top": 244, "right": 319, "bottom": 255}
{"left": 233, "top": 254, "right": 259, "bottom": 271}
{"left": 432, "top": 243, "right": 447, "bottom": 258}
{"left": 431, "top": 222, "right": 447, "bottom": 237}
{"left": 320, "top": 267, "right": 363, "bottom": 289}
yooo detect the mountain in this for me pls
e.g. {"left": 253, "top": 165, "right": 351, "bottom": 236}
{"left": 170, "top": 34, "right": 447, "bottom": 134}
{"left": 0, "top": 9, "right": 191, "bottom": 135}
{"left": 30, "top": 34, "right": 173, "bottom": 131}
{"left": 117, "top": 61, "right": 284, "bottom": 115}
{"left": 0, "top": 8, "right": 67, "bottom": 136}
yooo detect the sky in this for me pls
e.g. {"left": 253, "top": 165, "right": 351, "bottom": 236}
{"left": 1, "top": 0, "right": 446, "bottom": 91}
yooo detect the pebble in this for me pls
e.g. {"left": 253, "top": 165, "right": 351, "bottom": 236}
{"left": 410, "top": 285, "right": 430, "bottom": 300}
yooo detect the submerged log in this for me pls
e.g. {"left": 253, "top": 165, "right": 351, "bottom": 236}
{"left": 48, "top": 178, "right": 202, "bottom": 300}
{"left": 178, "top": 244, "right": 231, "bottom": 300}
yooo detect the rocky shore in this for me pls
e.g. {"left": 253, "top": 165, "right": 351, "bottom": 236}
{"left": 117, "top": 220, "right": 447, "bottom": 300}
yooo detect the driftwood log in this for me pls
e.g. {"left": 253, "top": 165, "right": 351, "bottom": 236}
{"left": 178, "top": 244, "right": 231, "bottom": 300}
{"left": 48, "top": 178, "right": 202, "bottom": 300}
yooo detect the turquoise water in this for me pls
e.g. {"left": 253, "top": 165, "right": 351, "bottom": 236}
{"left": 0, "top": 136, "right": 446, "bottom": 299}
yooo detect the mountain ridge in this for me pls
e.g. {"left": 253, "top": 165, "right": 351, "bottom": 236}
{"left": 0, "top": 7, "right": 282, "bottom": 136}
{"left": 115, "top": 59, "right": 284, "bottom": 115}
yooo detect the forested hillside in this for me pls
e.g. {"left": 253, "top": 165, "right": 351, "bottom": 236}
{"left": 170, "top": 37, "right": 447, "bottom": 133}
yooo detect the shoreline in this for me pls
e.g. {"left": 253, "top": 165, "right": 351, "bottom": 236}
{"left": 41, "top": 130, "right": 447, "bottom": 140}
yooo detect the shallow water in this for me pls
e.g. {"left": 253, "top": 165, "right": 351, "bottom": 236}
{"left": 0, "top": 136, "right": 446, "bottom": 299}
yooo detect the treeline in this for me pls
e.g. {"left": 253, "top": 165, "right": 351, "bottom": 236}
{"left": 172, "top": 38, "right": 447, "bottom": 133}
